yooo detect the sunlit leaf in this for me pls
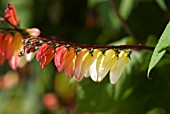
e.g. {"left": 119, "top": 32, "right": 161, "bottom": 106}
{"left": 148, "top": 21, "right": 170, "bottom": 77}
{"left": 147, "top": 107, "right": 166, "bottom": 114}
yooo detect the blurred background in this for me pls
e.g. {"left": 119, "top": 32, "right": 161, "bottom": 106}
{"left": 1, "top": 0, "right": 170, "bottom": 114}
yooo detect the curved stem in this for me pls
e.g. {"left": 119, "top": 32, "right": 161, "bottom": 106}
{"left": 0, "top": 27, "right": 24, "bottom": 32}
{"left": 109, "top": 0, "right": 138, "bottom": 43}
{"left": 0, "top": 13, "right": 24, "bottom": 33}
{"left": 27, "top": 37, "right": 170, "bottom": 54}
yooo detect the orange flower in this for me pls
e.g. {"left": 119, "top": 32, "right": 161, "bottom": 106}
{"left": 36, "top": 43, "right": 49, "bottom": 60}
{"left": 5, "top": 3, "right": 19, "bottom": 27}
{"left": 0, "top": 33, "right": 2, "bottom": 53}
{"left": 36, "top": 43, "right": 55, "bottom": 68}
{"left": 74, "top": 49, "right": 94, "bottom": 80}
{"left": 8, "top": 33, "right": 25, "bottom": 70}
{"left": 74, "top": 49, "right": 88, "bottom": 80}
{"left": 1, "top": 32, "right": 13, "bottom": 57}
{"left": 62, "top": 47, "right": 76, "bottom": 77}
{"left": 0, "top": 54, "right": 5, "bottom": 66}
{"left": 6, "top": 33, "right": 22, "bottom": 59}
{"left": 54, "top": 46, "right": 68, "bottom": 71}
{"left": 21, "top": 37, "right": 131, "bottom": 84}
{"left": 0, "top": 32, "right": 32, "bottom": 70}
{"left": 0, "top": 33, "right": 5, "bottom": 65}
{"left": 8, "top": 52, "right": 23, "bottom": 70}
{"left": 56, "top": 47, "right": 76, "bottom": 77}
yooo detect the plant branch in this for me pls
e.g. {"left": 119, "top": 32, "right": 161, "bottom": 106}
{"left": 25, "top": 37, "right": 170, "bottom": 55}
{"left": 0, "top": 27, "right": 23, "bottom": 32}
{"left": 109, "top": 0, "right": 137, "bottom": 41}
{"left": 0, "top": 27, "right": 26, "bottom": 37}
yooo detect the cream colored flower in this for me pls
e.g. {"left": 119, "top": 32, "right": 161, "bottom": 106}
{"left": 110, "top": 50, "right": 129, "bottom": 84}
{"left": 89, "top": 49, "right": 103, "bottom": 82}
{"left": 98, "top": 49, "right": 117, "bottom": 82}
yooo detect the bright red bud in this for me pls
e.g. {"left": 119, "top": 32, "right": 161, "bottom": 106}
{"left": 5, "top": 3, "right": 19, "bottom": 27}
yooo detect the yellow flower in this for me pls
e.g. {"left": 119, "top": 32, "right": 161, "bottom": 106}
{"left": 22, "top": 37, "right": 131, "bottom": 84}
{"left": 74, "top": 49, "right": 96, "bottom": 80}
{"left": 110, "top": 50, "right": 129, "bottom": 84}
{"left": 98, "top": 49, "right": 117, "bottom": 82}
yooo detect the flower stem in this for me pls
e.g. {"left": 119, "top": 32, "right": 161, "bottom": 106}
{"left": 109, "top": 0, "right": 138, "bottom": 43}
{"left": 0, "top": 27, "right": 23, "bottom": 32}
{"left": 26, "top": 37, "right": 170, "bottom": 54}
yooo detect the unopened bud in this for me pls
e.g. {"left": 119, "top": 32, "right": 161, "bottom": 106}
{"left": 25, "top": 28, "right": 41, "bottom": 38}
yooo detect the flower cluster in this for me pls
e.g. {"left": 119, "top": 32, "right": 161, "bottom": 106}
{"left": 0, "top": 32, "right": 25, "bottom": 69}
{"left": 0, "top": 3, "right": 40, "bottom": 70}
{"left": 1, "top": 3, "right": 131, "bottom": 84}
{"left": 21, "top": 37, "right": 131, "bottom": 84}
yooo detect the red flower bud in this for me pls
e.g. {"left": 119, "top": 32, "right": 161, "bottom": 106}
{"left": 36, "top": 44, "right": 55, "bottom": 68}
{"left": 5, "top": 3, "right": 19, "bottom": 27}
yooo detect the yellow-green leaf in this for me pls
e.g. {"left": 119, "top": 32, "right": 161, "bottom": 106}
{"left": 148, "top": 21, "right": 170, "bottom": 77}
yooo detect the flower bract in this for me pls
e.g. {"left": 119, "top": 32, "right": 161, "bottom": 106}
{"left": 22, "top": 38, "right": 131, "bottom": 84}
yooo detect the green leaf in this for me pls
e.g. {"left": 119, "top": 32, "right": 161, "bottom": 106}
{"left": 76, "top": 78, "right": 114, "bottom": 112}
{"left": 87, "top": 0, "right": 108, "bottom": 8}
{"left": 148, "top": 21, "right": 170, "bottom": 77}
{"left": 147, "top": 108, "right": 166, "bottom": 114}
{"left": 119, "top": 0, "right": 135, "bottom": 20}
{"left": 76, "top": 37, "right": 142, "bottom": 112}
{"left": 155, "top": 0, "right": 168, "bottom": 11}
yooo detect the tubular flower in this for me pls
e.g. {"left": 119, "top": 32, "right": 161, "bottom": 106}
{"left": 54, "top": 46, "right": 68, "bottom": 70}
{"left": 76, "top": 49, "right": 95, "bottom": 79}
{"left": 0, "top": 54, "right": 5, "bottom": 66}
{"left": 110, "top": 51, "right": 129, "bottom": 84}
{"left": 0, "top": 33, "right": 5, "bottom": 65}
{"left": 1, "top": 32, "right": 13, "bottom": 57}
{"left": 8, "top": 48, "right": 26, "bottom": 70}
{"left": 4, "top": 3, "right": 19, "bottom": 27}
{"left": 89, "top": 49, "right": 103, "bottom": 82}
{"left": 8, "top": 33, "right": 24, "bottom": 69}
{"left": 0, "top": 32, "right": 35, "bottom": 70}
{"left": 36, "top": 43, "right": 55, "bottom": 68}
{"left": 74, "top": 48, "right": 92, "bottom": 80}
{"left": 97, "top": 49, "right": 117, "bottom": 82}
{"left": 21, "top": 37, "right": 131, "bottom": 84}
{"left": 0, "top": 3, "right": 39, "bottom": 70}
{"left": 25, "top": 28, "right": 41, "bottom": 38}
{"left": 56, "top": 47, "right": 76, "bottom": 77}
{"left": 6, "top": 33, "right": 22, "bottom": 59}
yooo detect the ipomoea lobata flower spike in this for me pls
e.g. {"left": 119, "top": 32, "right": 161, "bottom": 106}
{"left": 20, "top": 37, "right": 131, "bottom": 84}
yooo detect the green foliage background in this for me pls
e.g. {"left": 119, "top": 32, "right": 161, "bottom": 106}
{"left": 1, "top": 0, "right": 170, "bottom": 114}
